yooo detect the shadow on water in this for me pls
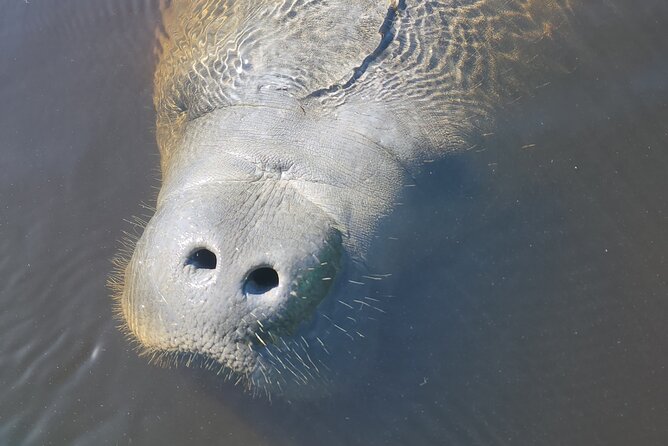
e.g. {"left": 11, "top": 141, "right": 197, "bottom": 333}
{"left": 1, "top": 0, "right": 667, "bottom": 445}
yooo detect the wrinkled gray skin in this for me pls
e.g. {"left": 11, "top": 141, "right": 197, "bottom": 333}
{"left": 115, "top": 0, "right": 575, "bottom": 396}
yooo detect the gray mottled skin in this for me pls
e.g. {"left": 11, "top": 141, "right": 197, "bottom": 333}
{"left": 114, "top": 0, "right": 575, "bottom": 395}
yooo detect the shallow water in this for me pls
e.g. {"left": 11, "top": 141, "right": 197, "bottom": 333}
{"left": 1, "top": 1, "right": 667, "bottom": 445}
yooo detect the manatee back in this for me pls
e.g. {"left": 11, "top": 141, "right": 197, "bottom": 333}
{"left": 155, "top": 1, "right": 386, "bottom": 121}
{"left": 326, "top": 0, "right": 578, "bottom": 156}
{"left": 155, "top": 0, "right": 579, "bottom": 166}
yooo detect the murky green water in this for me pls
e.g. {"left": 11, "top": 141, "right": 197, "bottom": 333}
{"left": 1, "top": 1, "right": 667, "bottom": 444}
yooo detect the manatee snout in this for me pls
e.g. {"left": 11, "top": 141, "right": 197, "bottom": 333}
{"left": 120, "top": 170, "right": 343, "bottom": 377}
{"left": 113, "top": 93, "right": 406, "bottom": 395}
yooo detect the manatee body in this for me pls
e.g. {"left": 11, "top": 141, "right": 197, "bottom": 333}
{"left": 113, "top": 0, "right": 573, "bottom": 395}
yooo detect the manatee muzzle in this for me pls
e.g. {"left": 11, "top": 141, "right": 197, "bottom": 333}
{"left": 118, "top": 177, "right": 343, "bottom": 375}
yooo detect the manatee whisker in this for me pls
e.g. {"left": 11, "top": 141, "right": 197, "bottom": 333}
{"left": 304, "top": 351, "right": 320, "bottom": 374}
{"left": 352, "top": 299, "right": 371, "bottom": 310}
{"left": 273, "top": 353, "right": 289, "bottom": 371}
{"left": 283, "top": 357, "right": 308, "bottom": 381}
{"left": 332, "top": 323, "right": 347, "bottom": 334}
{"left": 267, "top": 332, "right": 279, "bottom": 344}
{"left": 139, "top": 201, "right": 157, "bottom": 212}
{"left": 291, "top": 349, "right": 308, "bottom": 370}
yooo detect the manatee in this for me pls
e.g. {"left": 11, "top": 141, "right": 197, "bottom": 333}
{"left": 111, "top": 0, "right": 575, "bottom": 396}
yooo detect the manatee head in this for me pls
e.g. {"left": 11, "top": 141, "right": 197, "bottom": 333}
{"left": 112, "top": 97, "right": 408, "bottom": 395}
{"left": 121, "top": 182, "right": 343, "bottom": 389}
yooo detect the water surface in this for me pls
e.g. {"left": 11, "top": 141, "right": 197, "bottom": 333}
{"left": 1, "top": 1, "right": 667, "bottom": 445}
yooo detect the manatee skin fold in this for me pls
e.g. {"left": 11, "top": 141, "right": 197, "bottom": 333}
{"left": 114, "top": 0, "right": 574, "bottom": 394}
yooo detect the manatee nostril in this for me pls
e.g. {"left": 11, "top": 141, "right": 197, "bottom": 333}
{"left": 244, "top": 267, "right": 279, "bottom": 295}
{"left": 185, "top": 248, "right": 217, "bottom": 269}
